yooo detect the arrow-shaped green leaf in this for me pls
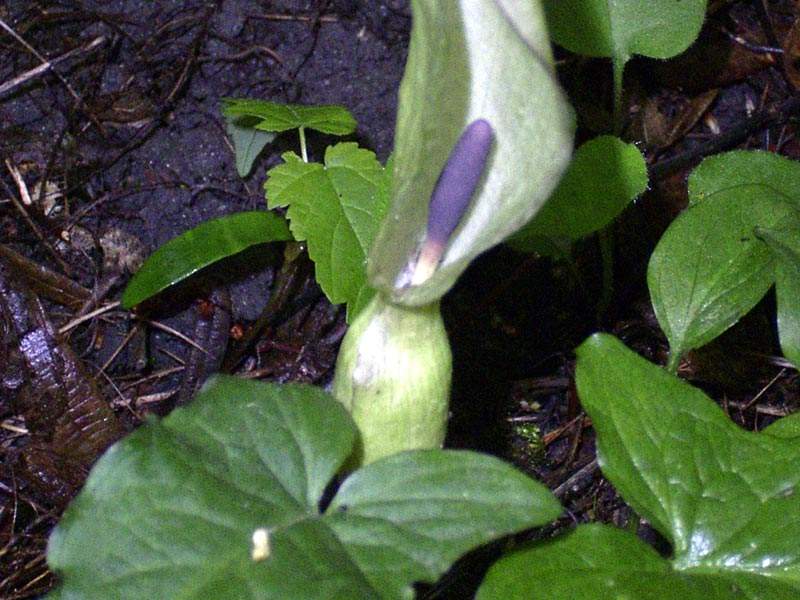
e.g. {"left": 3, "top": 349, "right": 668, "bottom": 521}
{"left": 479, "top": 333, "right": 800, "bottom": 599}
{"left": 47, "top": 376, "right": 560, "bottom": 599}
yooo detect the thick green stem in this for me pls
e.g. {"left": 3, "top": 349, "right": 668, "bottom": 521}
{"left": 333, "top": 292, "right": 452, "bottom": 466}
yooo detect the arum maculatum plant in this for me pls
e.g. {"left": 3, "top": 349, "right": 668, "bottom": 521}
{"left": 333, "top": 0, "right": 574, "bottom": 465}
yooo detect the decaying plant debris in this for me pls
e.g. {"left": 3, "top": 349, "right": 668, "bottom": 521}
{"left": 1, "top": 1, "right": 799, "bottom": 597}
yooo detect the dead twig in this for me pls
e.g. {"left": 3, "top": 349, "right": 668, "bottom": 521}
{"left": 741, "top": 368, "right": 788, "bottom": 411}
{"left": 58, "top": 301, "right": 120, "bottom": 335}
{"left": 145, "top": 318, "right": 212, "bottom": 357}
{"left": 4, "top": 160, "right": 32, "bottom": 205}
{"left": 0, "top": 174, "right": 71, "bottom": 275}
{"left": 199, "top": 44, "right": 284, "bottom": 65}
{"left": 650, "top": 95, "right": 800, "bottom": 179}
{"left": 249, "top": 13, "right": 338, "bottom": 23}
{"left": 0, "top": 35, "right": 105, "bottom": 98}
{"left": 0, "top": 17, "right": 85, "bottom": 105}
{"left": 554, "top": 458, "right": 600, "bottom": 499}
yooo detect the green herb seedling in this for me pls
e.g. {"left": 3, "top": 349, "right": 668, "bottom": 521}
{"left": 479, "top": 334, "right": 800, "bottom": 599}
{"left": 122, "top": 100, "right": 380, "bottom": 317}
{"left": 648, "top": 150, "right": 800, "bottom": 372}
{"left": 508, "top": 135, "right": 647, "bottom": 256}
{"left": 543, "top": 0, "right": 707, "bottom": 131}
{"left": 331, "top": 0, "right": 574, "bottom": 465}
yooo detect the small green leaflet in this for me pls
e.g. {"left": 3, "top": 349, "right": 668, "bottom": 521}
{"left": 755, "top": 225, "right": 800, "bottom": 369}
{"left": 265, "top": 143, "right": 391, "bottom": 320}
{"left": 542, "top": 0, "right": 707, "bottom": 62}
{"left": 648, "top": 150, "right": 800, "bottom": 370}
{"left": 542, "top": 0, "right": 706, "bottom": 128}
{"left": 122, "top": 211, "right": 292, "bottom": 309}
{"left": 221, "top": 98, "right": 357, "bottom": 136}
{"left": 509, "top": 135, "right": 647, "bottom": 254}
{"left": 47, "top": 375, "right": 560, "bottom": 600}
{"left": 224, "top": 116, "right": 277, "bottom": 177}
{"left": 479, "top": 333, "right": 800, "bottom": 600}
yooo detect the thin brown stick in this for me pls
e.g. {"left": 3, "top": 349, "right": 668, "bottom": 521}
{"left": 0, "top": 175, "right": 71, "bottom": 274}
{"left": 0, "top": 17, "right": 84, "bottom": 104}
{"left": 250, "top": 13, "right": 338, "bottom": 23}
{"left": 98, "top": 324, "right": 141, "bottom": 375}
{"left": 0, "top": 243, "right": 90, "bottom": 309}
{"left": 554, "top": 458, "right": 600, "bottom": 499}
{"left": 742, "top": 368, "right": 788, "bottom": 411}
{"left": 199, "top": 45, "right": 284, "bottom": 65}
{"left": 650, "top": 96, "right": 800, "bottom": 179}
{"left": 58, "top": 301, "right": 120, "bottom": 334}
{"left": 0, "top": 35, "right": 105, "bottom": 98}
{"left": 726, "top": 401, "right": 792, "bottom": 418}
{"left": 4, "top": 160, "right": 32, "bottom": 205}
{"left": 119, "top": 365, "right": 184, "bottom": 390}
{"left": 145, "top": 318, "right": 212, "bottom": 356}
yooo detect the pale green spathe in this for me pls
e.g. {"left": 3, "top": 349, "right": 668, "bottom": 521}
{"left": 368, "top": 0, "right": 574, "bottom": 306}
{"left": 333, "top": 292, "right": 452, "bottom": 464}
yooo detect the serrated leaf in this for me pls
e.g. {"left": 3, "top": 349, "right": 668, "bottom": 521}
{"left": 647, "top": 151, "right": 800, "bottom": 367}
{"left": 47, "top": 375, "right": 560, "bottom": 600}
{"left": 479, "top": 524, "right": 796, "bottom": 600}
{"left": 542, "top": 0, "right": 707, "bottom": 63}
{"left": 122, "top": 211, "right": 292, "bottom": 308}
{"left": 508, "top": 135, "right": 647, "bottom": 254}
{"left": 225, "top": 116, "right": 277, "bottom": 178}
{"left": 265, "top": 143, "right": 390, "bottom": 319}
{"left": 222, "top": 98, "right": 356, "bottom": 136}
{"left": 367, "top": 0, "right": 574, "bottom": 305}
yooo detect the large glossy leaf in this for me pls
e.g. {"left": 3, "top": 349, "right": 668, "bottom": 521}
{"left": 647, "top": 151, "right": 800, "bottom": 368}
{"left": 479, "top": 524, "right": 795, "bottom": 600}
{"left": 575, "top": 333, "right": 800, "bottom": 579}
{"left": 508, "top": 135, "right": 647, "bottom": 254}
{"left": 542, "top": 1, "right": 707, "bottom": 63}
{"left": 480, "top": 334, "right": 800, "bottom": 599}
{"left": 221, "top": 98, "right": 356, "bottom": 136}
{"left": 121, "top": 211, "right": 292, "bottom": 309}
{"left": 47, "top": 376, "right": 560, "bottom": 600}
{"left": 368, "top": 0, "right": 574, "bottom": 306}
{"left": 265, "top": 143, "right": 390, "bottom": 320}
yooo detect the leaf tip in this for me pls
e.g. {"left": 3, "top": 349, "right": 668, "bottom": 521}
{"left": 576, "top": 332, "right": 617, "bottom": 359}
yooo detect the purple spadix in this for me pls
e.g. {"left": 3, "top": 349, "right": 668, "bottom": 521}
{"left": 426, "top": 119, "right": 494, "bottom": 245}
{"left": 411, "top": 119, "right": 494, "bottom": 286}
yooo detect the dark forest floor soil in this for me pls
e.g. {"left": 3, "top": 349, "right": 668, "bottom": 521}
{"left": 1, "top": 1, "right": 798, "bottom": 598}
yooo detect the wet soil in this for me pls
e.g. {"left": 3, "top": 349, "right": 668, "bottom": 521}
{"left": 1, "top": 1, "right": 798, "bottom": 598}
